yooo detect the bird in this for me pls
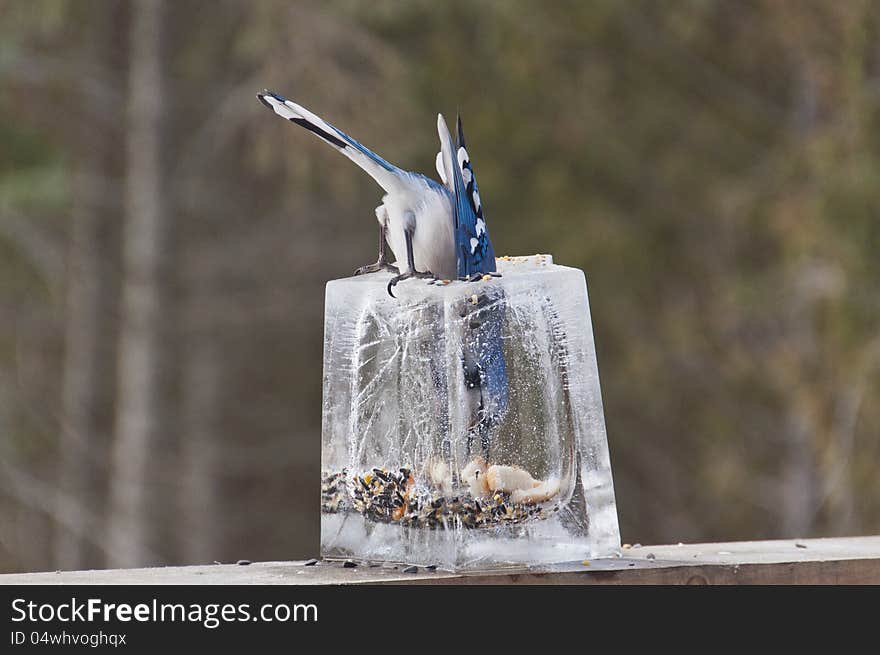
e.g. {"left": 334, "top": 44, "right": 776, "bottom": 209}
{"left": 257, "top": 89, "right": 508, "bottom": 456}
{"left": 255, "top": 89, "right": 499, "bottom": 295}
{"left": 434, "top": 113, "right": 509, "bottom": 456}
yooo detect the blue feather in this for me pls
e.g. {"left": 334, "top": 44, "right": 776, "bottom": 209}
{"left": 462, "top": 287, "right": 510, "bottom": 457}
{"left": 451, "top": 116, "right": 497, "bottom": 279}
{"left": 477, "top": 307, "right": 509, "bottom": 422}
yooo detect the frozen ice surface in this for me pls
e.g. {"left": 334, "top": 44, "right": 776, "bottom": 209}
{"left": 320, "top": 255, "right": 620, "bottom": 570}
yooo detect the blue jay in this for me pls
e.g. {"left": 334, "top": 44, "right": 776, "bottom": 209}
{"left": 257, "top": 90, "right": 508, "bottom": 456}
{"left": 256, "top": 90, "right": 499, "bottom": 295}
{"left": 435, "top": 114, "right": 510, "bottom": 457}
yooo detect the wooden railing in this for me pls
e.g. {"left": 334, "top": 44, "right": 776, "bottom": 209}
{"left": 2, "top": 536, "right": 878, "bottom": 585}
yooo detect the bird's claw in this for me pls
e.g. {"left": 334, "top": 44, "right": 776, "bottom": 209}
{"left": 461, "top": 271, "right": 502, "bottom": 282}
{"left": 354, "top": 261, "right": 399, "bottom": 276}
{"left": 387, "top": 270, "right": 436, "bottom": 297}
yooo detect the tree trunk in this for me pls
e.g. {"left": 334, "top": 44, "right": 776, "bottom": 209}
{"left": 779, "top": 399, "right": 817, "bottom": 537}
{"left": 53, "top": 1, "right": 125, "bottom": 571}
{"left": 108, "top": 0, "right": 174, "bottom": 568}
{"left": 180, "top": 330, "right": 222, "bottom": 564}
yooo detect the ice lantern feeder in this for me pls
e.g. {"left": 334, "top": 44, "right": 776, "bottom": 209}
{"left": 320, "top": 255, "right": 620, "bottom": 570}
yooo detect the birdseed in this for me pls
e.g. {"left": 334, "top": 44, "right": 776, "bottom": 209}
{"left": 321, "top": 469, "right": 349, "bottom": 512}
{"left": 320, "top": 467, "right": 556, "bottom": 530}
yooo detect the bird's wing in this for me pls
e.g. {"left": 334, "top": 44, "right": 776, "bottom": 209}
{"left": 437, "top": 114, "right": 497, "bottom": 278}
{"left": 258, "top": 90, "right": 405, "bottom": 194}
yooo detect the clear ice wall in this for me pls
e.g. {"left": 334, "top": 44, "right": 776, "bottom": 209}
{"left": 320, "top": 255, "right": 619, "bottom": 570}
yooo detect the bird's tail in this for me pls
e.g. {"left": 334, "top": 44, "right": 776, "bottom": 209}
{"left": 257, "top": 90, "right": 401, "bottom": 192}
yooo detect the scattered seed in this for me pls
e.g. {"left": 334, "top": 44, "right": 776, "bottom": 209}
{"left": 581, "top": 560, "right": 591, "bottom": 567}
{"left": 796, "top": 543, "right": 807, "bottom": 549}
{"left": 470, "top": 294, "right": 478, "bottom": 305}
{"left": 646, "top": 553, "right": 656, "bottom": 560}
{"left": 403, "top": 565, "right": 419, "bottom": 573}
{"left": 621, "top": 544, "right": 632, "bottom": 549}
{"left": 425, "top": 565, "right": 438, "bottom": 572}
{"left": 304, "top": 558, "right": 319, "bottom": 566}
{"left": 343, "top": 560, "right": 357, "bottom": 569}
{"left": 632, "top": 543, "right": 642, "bottom": 548}
{"left": 236, "top": 560, "right": 251, "bottom": 566}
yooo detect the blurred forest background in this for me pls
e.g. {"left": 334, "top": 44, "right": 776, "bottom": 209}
{"left": 1, "top": 0, "right": 879, "bottom": 573}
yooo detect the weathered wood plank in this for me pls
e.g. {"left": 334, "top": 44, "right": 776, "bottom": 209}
{"left": 2, "top": 536, "right": 878, "bottom": 585}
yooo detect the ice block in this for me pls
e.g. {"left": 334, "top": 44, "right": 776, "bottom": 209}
{"left": 320, "top": 255, "right": 619, "bottom": 570}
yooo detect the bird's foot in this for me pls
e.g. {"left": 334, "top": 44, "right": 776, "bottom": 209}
{"left": 461, "top": 271, "right": 503, "bottom": 282}
{"left": 387, "top": 269, "right": 436, "bottom": 297}
{"left": 354, "top": 261, "right": 399, "bottom": 276}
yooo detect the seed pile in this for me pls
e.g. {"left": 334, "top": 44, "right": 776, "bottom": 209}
{"left": 350, "top": 468, "right": 414, "bottom": 523}
{"left": 398, "top": 491, "right": 550, "bottom": 529}
{"left": 321, "top": 470, "right": 349, "bottom": 513}
{"left": 321, "top": 467, "right": 556, "bottom": 529}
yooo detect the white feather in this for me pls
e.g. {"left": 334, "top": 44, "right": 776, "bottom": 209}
{"left": 435, "top": 151, "right": 447, "bottom": 185}
{"left": 382, "top": 181, "right": 456, "bottom": 279}
{"left": 260, "top": 93, "right": 403, "bottom": 193}
{"left": 436, "top": 114, "right": 457, "bottom": 193}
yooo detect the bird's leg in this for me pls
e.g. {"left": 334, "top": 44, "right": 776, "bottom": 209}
{"left": 387, "top": 229, "right": 436, "bottom": 297}
{"left": 354, "top": 220, "right": 398, "bottom": 276}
